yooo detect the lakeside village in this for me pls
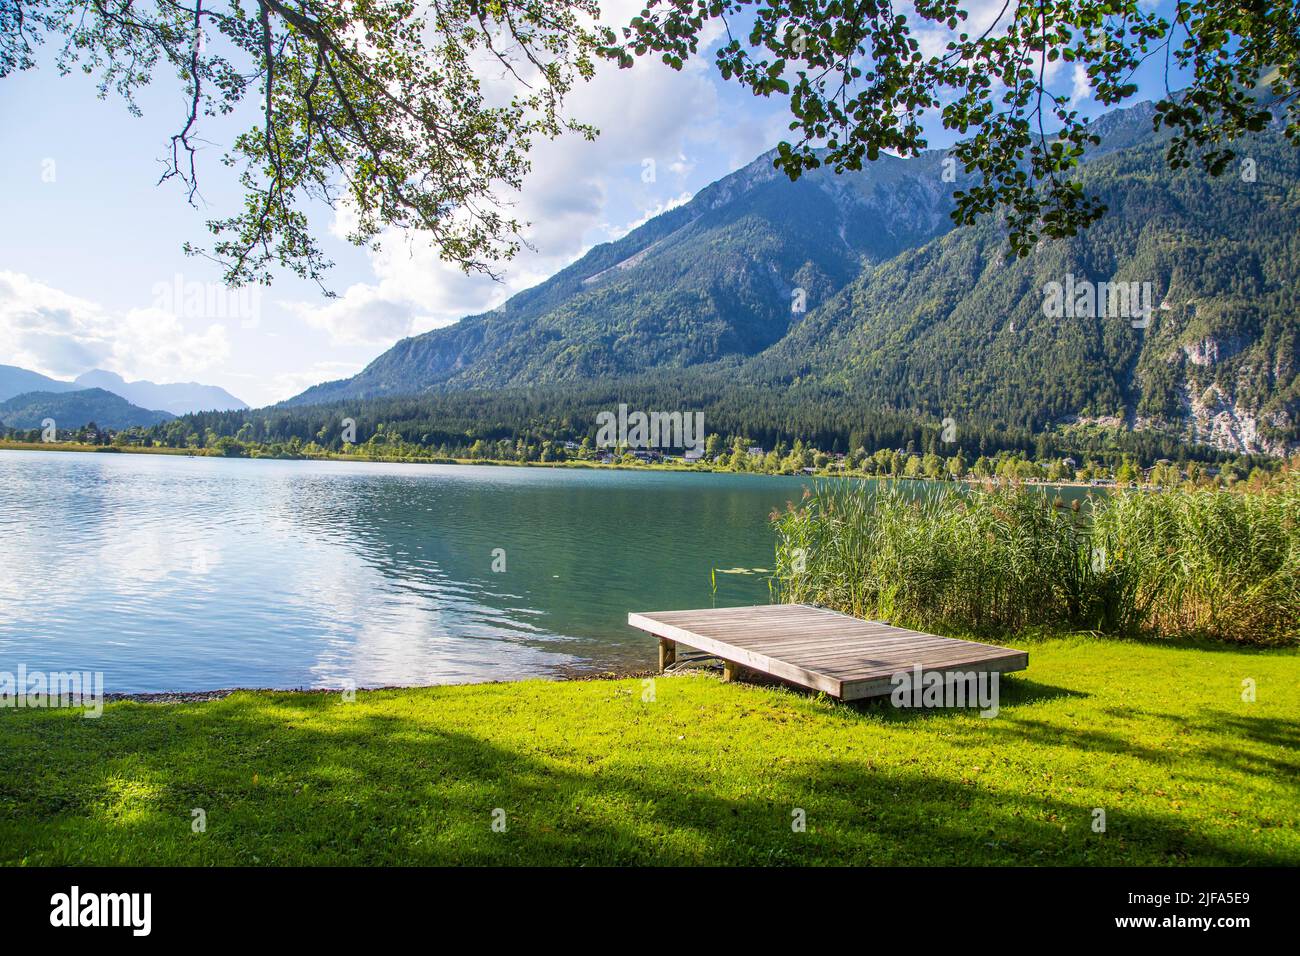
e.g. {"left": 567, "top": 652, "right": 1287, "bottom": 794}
{"left": 4, "top": 405, "right": 1292, "bottom": 491}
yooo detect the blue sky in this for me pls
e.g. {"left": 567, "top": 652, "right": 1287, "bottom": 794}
{"left": 0, "top": 1, "right": 1184, "bottom": 407}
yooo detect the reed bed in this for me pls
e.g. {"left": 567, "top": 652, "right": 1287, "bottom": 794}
{"left": 771, "top": 477, "right": 1299, "bottom": 646}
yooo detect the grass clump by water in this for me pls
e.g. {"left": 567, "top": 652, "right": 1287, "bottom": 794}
{"left": 772, "top": 476, "right": 1299, "bottom": 646}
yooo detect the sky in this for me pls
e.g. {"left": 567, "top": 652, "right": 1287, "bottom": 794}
{"left": 0, "top": 1, "right": 1182, "bottom": 408}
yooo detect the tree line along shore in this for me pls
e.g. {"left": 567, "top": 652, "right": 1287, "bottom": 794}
{"left": 2, "top": 430, "right": 1292, "bottom": 493}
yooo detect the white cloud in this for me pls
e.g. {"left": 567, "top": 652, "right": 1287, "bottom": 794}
{"left": 667, "top": 153, "right": 694, "bottom": 177}
{"left": 909, "top": 0, "right": 1013, "bottom": 61}
{"left": 1072, "top": 63, "right": 1092, "bottom": 103}
{"left": 286, "top": 283, "right": 416, "bottom": 347}
{"left": 284, "top": 13, "right": 730, "bottom": 348}
{"left": 265, "top": 360, "right": 366, "bottom": 402}
{"left": 606, "top": 191, "right": 695, "bottom": 241}
{"left": 0, "top": 271, "right": 230, "bottom": 381}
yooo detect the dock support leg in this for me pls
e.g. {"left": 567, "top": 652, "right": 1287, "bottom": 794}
{"left": 722, "top": 660, "right": 740, "bottom": 683}
{"left": 658, "top": 638, "right": 676, "bottom": 672}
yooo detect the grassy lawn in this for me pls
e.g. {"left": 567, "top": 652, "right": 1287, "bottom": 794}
{"left": 1, "top": 635, "right": 1296, "bottom": 866}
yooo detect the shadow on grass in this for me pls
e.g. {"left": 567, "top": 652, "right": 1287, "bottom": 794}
{"left": 1, "top": 690, "right": 1290, "bottom": 867}
{"left": 728, "top": 672, "right": 1085, "bottom": 725}
{"left": 842, "top": 674, "right": 1086, "bottom": 719}
{"left": 1131, "top": 708, "right": 1300, "bottom": 781}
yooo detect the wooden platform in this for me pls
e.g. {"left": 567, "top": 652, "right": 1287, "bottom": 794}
{"left": 628, "top": 604, "right": 1028, "bottom": 701}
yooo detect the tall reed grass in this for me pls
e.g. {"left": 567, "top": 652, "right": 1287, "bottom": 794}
{"left": 771, "top": 477, "right": 1299, "bottom": 646}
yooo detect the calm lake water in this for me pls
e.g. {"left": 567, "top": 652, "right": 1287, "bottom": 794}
{"left": 0, "top": 450, "right": 817, "bottom": 692}
{"left": 1, "top": 451, "right": 1095, "bottom": 692}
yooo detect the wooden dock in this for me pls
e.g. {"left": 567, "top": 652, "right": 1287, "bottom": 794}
{"left": 628, "top": 604, "right": 1028, "bottom": 701}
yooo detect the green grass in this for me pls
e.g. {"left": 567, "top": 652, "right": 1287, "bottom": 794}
{"left": 2, "top": 636, "right": 1296, "bottom": 865}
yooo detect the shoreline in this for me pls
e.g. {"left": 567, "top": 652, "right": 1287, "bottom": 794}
{"left": 98, "top": 666, "right": 663, "bottom": 705}
{"left": 73, "top": 631, "right": 1299, "bottom": 704}
{"left": 0, "top": 441, "right": 1120, "bottom": 489}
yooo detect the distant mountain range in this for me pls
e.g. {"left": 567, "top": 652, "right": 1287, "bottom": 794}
{"left": 0, "top": 365, "right": 81, "bottom": 401}
{"left": 0, "top": 388, "right": 174, "bottom": 431}
{"left": 286, "top": 95, "right": 1298, "bottom": 456}
{"left": 71, "top": 369, "right": 247, "bottom": 416}
{"left": 0, "top": 365, "right": 247, "bottom": 416}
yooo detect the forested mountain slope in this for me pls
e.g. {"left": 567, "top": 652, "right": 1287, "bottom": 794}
{"left": 288, "top": 97, "right": 1298, "bottom": 454}
{"left": 0, "top": 388, "right": 174, "bottom": 430}
{"left": 289, "top": 148, "right": 960, "bottom": 403}
{"left": 749, "top": 125, "right": 1299, "bottom": 453}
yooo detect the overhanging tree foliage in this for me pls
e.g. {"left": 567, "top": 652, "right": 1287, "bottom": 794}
{"left": 1, "top": 0, "right": 601, "bottom": 287}
{"left": 2, "top": 1, "right": 1296, "bottom": 283}
{"left": 603, "top": 0, "right": 1300, "bottom": 255}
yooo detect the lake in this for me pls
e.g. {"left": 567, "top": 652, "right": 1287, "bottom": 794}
{"left": 0, "top": 451, "right": 815, "bottom": 692}
{"left": 1, "top": 451, "right": 1095, "bottom": 692}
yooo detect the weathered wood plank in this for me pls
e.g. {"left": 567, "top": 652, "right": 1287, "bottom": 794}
{"left": 627, "top": 604, "right": 1028, "bottom": 701}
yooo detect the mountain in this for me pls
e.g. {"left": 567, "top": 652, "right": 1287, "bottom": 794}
{"left": 288, "top": 147, "right": 961, "bottom": 404}
{"left": 73, "top": 369, "right": 247, "bottom": 415}
{"left": 748, "top": 122, "right": 1300, "bottom": 456}
{"left": 0, "top": 388, "right": 175, "bottom": 430}
{"left": 0, "top": 365, "right": 246, "bottom": 415}
{"left": 0, "top": 365, "right": 81, "bottom": 403}
{"left": 287, "top": 98, "right": 1299, "bottom": 455}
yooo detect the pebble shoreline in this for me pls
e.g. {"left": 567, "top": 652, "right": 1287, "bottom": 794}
{"left": 100, "top": 667, "right": 668, "bottom": 705}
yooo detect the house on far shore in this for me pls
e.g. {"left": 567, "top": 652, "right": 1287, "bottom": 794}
{"left": 747, "top": 446, "right": 764, "bottom": 457}
{"left": 684, "top": 449, "right": 704, "bottom": 463}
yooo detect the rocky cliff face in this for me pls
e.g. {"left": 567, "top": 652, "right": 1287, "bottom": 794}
{"left": 1183, "top": 383, "right": 1273, "bottom": 454}
{"left": 1176, "top": 336, "right": 1296, "bottom": 456}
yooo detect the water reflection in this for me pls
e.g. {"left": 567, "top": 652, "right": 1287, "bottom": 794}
{"left": 0, "top": 452, "right": 803, "bottom": 691}
{"left": 0, "top": 451, "right": 1094, "bottom": 693}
